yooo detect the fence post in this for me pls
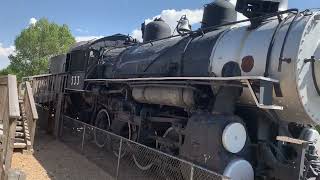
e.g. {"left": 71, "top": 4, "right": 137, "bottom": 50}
{"left": 0, "top": 75, "right": 21, "bottom": 180}
{"left": 81, "top": 124, "right": 86, "bottom": 152}
{"left": 59, "top": 115, "right": 65, "bottom": 139}
{"left": 190, "top": 165, "right": 194, "bottom": 180}
{"left": 115, "top": 138, "right": 123, "bottom": 180}
{"left": 24, "top": 82, "right": 39, "bottom": 151}
{"left": 54, "top": 93, "right": 63, "bottom": 138}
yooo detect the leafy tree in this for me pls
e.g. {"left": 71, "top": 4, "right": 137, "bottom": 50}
{"left": 0, "top": 66, "right": 13, "bottom": 76}
{"left": 1, "top": 18, "right": 75, "bottom": 79}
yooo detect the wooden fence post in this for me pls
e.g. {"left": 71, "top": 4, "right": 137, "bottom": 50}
{"left": 23, "top": 82, "right": 38, "bottom": 151}
{"left": 0, "top": 75, "right": 21, "bottom": 180}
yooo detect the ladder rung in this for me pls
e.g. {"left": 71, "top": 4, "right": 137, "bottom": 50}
{"left": 14, "top": 143, "right": 27, "bottom": 149}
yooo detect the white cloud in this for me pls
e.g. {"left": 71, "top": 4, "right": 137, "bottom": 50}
{"left": 131, "top": 8, "right": 203, "bottom": 41}
{"left": 0, "top": 43, "right": 15, "bottom": 69}
{"left": 76, "top": 2, "right": 245, "bottom": 43}
{"left": 130, "top": 1, "right": 249, "bottom": 42}
{"left": 29, "top": 17, "right": 37, "bottom": 25}
{"left": 228, "top": 0, "right": 237, "bottom": 6}
{"left": 76, "top": 8, "right": 203, "bottom": 43}
{"left": 75, "top": 36, "right": 103, "bottom": 42}
{"left": 159, "top": 9, "right": 204, "bottom": 29}
{"left": 76, "top": 28, "right": 89, "bottom": 33}
{"left": 0, "top": 43, "right": 14, "bottom": 57}
{"left": 131, "top": 29, "right": 143, "bottom": 42}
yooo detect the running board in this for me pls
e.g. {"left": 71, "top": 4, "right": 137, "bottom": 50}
{"left": 85, "top": 76, "right": 283, "bottom": 110}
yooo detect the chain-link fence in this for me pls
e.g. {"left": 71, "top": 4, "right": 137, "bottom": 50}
{"left": 61, "top": 116, "right": 230, "bottom": 180}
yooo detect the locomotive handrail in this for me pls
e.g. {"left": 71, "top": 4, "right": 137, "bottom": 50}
{"left": 84, "top": 76, "right": 279, "bottom": 83}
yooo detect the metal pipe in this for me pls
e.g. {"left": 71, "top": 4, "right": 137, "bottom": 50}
{"left": 115, "top": 138, "right": 123, "bottom": 180}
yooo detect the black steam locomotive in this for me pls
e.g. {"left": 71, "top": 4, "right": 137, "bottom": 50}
{"left": 47, "top": 0, "right": 320, "bottom": 179}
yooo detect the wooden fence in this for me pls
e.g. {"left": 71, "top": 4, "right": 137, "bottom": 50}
{"left": 0, "top": 75, "right": 20, "bottom": 179}
{"left": 22, "top": 81, "right": 38, "bottom": 151}
{"left": 27, "top": 73, "right": 66, "bottom": 137}
{"left": 28, "top": 73, "right": 66, "bottom": 104}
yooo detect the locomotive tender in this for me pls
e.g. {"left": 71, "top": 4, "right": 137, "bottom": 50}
{"left": 49, "top": 0, "right": 320, "bottom": 179}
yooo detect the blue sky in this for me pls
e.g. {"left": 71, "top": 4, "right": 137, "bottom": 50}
{"left": 0, "top": 0, "right": 319, "bottom": 69}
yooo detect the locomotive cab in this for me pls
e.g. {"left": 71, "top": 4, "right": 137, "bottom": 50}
{"left": 66, "top": 48, "right": 87, "bottom": 90}
{"left": 65, "top": 34, "right": 137, "bottom": 90}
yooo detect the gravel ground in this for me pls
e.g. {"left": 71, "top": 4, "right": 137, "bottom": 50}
{"left": 11, "top": 131, "right": 114, "bottom": 180}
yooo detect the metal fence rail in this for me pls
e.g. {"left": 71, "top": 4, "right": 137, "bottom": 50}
{"left": 61, "top": 115, "right": 229, "bottom": 180}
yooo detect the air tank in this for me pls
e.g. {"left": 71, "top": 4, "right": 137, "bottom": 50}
{"left": 132, "top": 87, "right": 194, "bottom": 108}
{"left": 201, "top": 0, "right": 237, "bottom": 29}
{"left": 142, "top": 18, "right": 171, "bottom": 42}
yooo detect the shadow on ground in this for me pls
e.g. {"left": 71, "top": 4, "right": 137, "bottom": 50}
{"left": 12, "top": 130, "right": 113, "bottom": 180}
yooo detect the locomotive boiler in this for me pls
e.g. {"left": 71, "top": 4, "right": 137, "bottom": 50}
{"left": 50, "top": 0, "right": 320, "bottom": 179}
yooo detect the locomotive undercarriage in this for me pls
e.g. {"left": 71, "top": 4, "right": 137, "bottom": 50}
{"left": 63, "top": 80, "right": 320, "bottom": 180}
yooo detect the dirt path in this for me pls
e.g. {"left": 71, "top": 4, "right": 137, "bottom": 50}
{"left": 12, "top": 131, "right": 114, "bottom": 180}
